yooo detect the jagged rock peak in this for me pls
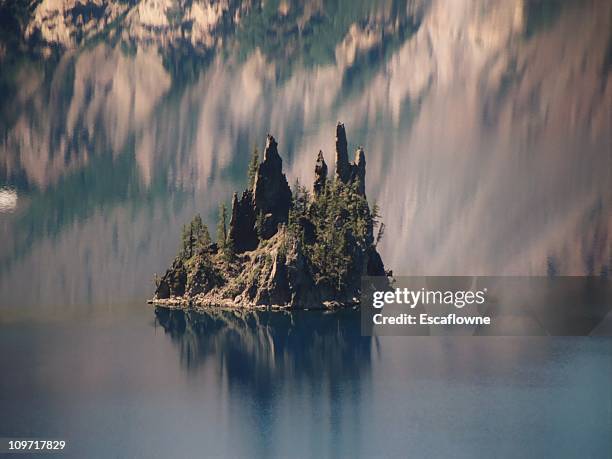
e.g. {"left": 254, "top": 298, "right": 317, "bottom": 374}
{"left": 253, "top": 134, "right": 292, "bottom": 240}
{"left": 352, "top": 147, "right": 366, "bottom": 196}
{"left": 334, "top": 123, "right": 367, "bottom": 196}
{"left": 335, "top": 122, "right": 350, "bottom": 183}
{"left": 354, "top": 147, "right": 365, "bottom": 166}
{"left": 263, "top": 134, "right": 281, "bottom": 164}
{"left": 314, "top": 150, "right": 328, "bottom": 196}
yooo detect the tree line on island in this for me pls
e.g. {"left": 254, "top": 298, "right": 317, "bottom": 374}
{"left": 152, "top": 123, "right": 389, "bottom": 309}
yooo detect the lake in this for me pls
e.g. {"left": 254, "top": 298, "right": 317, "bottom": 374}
{"left": 0, "top": 0, "right": 610, "bottom": 457}
{"left": 1, "top": 306, "right": 610, "bottom": 458}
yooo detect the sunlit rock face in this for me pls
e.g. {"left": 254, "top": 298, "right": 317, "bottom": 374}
{"left": 25, "top": 0, "right": 129, "bottom": 48}
{"left": 366, "top": 0, "right": 611, "bottom": 276}
{"left": 0, "top": 44, "right": 171, "bottom": 190}
{"left": 23, "top": 0, "right": 234, "bottom": 50}
{"left": 0, "top": 0, "right": 609, "bottom": 307}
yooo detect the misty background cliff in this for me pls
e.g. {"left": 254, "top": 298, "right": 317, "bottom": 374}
{"left": 0, "top": 0, "right": 609, "bottom": 309}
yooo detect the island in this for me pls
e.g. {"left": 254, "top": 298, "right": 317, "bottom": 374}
{"left": 150, "top": 123, "right": 390, "bottom": 310}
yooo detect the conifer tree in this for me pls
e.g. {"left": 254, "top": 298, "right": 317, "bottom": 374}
{"left": 224, "top": 235, "right": 236, "bottom": 262}
{"left": 216, "top": 203, "right": 235, "bottom": 261}
{"left": 255, "top": 211, "right": 264, "bottom": 239}
{"left": 217, "top": 203, "right": 228, "bottom": 248}
{"left": 180, "top": 222, "right": 194, "bottom": 259}
{"left": 191, "top": 214, "right": 203, "bottom": 246}
{"left": 191, "top": 213, "right": 212, "bottom": 252}
{"left": 248, "top": 147, "right": 259, "bottom": 190}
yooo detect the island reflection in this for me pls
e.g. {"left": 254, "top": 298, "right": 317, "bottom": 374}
{"left": 154, "top": 307, "right": 375, "bottom": 385}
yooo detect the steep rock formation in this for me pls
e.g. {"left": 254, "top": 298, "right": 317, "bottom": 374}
{"left": 334, "top": 123, "right": 367, "bottom": 196}
{"left": 228, "top": 190, "right": 258, "bottom": 253}
{"left": 155, "top": 258, "right": 187, "bottom": 299}
{"left": 334, "top": 122, "right": 350, "bottom": 183}
{"left": 151, "top": 123, "right": 389, "bottom": 310}
{"left": 351, "top": 147, "right": 366, "bottom": 196}
{"left": 313, "top": 150, "right": 328, "bottom": 196}
{"left": 253, "top": 135, "right": 292, "bottom": 239}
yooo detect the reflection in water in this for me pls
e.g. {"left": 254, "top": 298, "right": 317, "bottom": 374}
{"left": 0, "top": 187, "right": 18, "bottom": 213}
{"left": 155, "top": 307, "right": 373, "bottom": 383}
{"left": 149, "top": 306, "right": 612, "bottom": 457}
{"left": 0, "top": 0, "right": 610, "bottom": 308}
{"left": 154, "top": 307, "right": 375, "bottom": 453}
{"left": 1, "top": 304, "right": 609, "bottom": 458}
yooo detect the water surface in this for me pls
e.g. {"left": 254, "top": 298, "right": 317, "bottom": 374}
{"left": 1, "top": 306, "right": 610, "bottom": 458}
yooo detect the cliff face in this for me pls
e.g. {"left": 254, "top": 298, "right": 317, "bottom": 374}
{"left": 252, "top": 135, "right": 293, "bottom": 240}
{"left": 152, "top": 123, "right": 388, "bottom": 309}
{"left": 19, "top": 0, "right": 235, "bottom": 51}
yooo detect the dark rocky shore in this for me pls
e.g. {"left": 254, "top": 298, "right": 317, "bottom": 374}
{"left": 150, "top": 123, "right": 389, "bottom": 310}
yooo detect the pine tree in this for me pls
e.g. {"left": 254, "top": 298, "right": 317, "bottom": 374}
{"left": 371, "top": 202, "right": 380, "bottom": 226}
{"left": 216, "top": 203, "right": 235, "bottom": 262}
{"left": 255, "top": 211, "right": 264, "bottom": 239}
{"left": 180, "top": 222, "right": 194, "bottom": 259}
{"left": 248, "top": 147, "right": 259, "bottom": 190}
{"left": 190, "top": 214, "right": 202, "bottom": 250}
{"left": 191, "top": 213, "right": 212, "bottom": 253}
{"left": 224, "top": 235, "right": 236, "bottom": 262}
{"left": 371, "top": 202, "right": 384, "bottom": 245}
{"left": 292, "top": 179, "right": 310, "bottom": 216}
{"left": 375, "top": 222, "right": 385, "bottom": 246}
{"left": 217, "top": 203, "right": 228, "bottom": 248}
{"left": 199, "top": 224, "right": 212, "bottom": 248}
{"left": 192, "top": 213, "right": 203, "bottom": 232}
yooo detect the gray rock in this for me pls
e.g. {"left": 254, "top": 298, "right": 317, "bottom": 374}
{"left": 313, "top": 150, "right": 328, "bottom": 196}
{"left": 334, "top": 122, "right": 350, "bottom": 183}
{"left": 253, "top": 135, "right": 292, "bottom": 239}
{"left": 228, "top": 190, "right": 258, "bottom": 253}
{"left": 155, "top": 258, "right": 187, "bottom": 298}
{"left": 334, "top": 124, "right": 367, "bottom": 196}
{"left": 351, "top": 147, "right": 366, "bottom": 196}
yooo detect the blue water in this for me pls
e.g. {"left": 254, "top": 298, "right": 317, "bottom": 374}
{"left": 1, "top": 306, "right": 610, "bottom": 458}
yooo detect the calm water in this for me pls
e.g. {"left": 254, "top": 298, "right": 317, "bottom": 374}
{"left": 0, "top": 0, "right": 610, "bottom": 457}
{"left": 1, "top": 306, "right": 611, "bottom": 458}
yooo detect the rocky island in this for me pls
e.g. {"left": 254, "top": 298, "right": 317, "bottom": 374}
{"left": 150, "top": 123, "right": 389, "bottom": 310}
